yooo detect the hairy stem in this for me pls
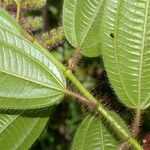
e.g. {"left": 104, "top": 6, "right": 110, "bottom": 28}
{"left": 65, "top": 89, "right": 142, "bottom": 150}
{"left": 64, "top": 90, "right": 96, "bottom": 107}
{"left": 50, "top": 56, "right": 143, "bottom": 150}
{"left": 132, "top": 109, "right": 141, "bottom": 137}
{"left": 118, "top": 109, "right": 142, "bottom": 150}
{"left": 117, "top": 142, "right": 128, "bottom": 150}
{"left": 21, "top": 30, "right": 143, "bottom": 150}
{"left": 69, "top": 47, "right": 81, "bottom": 70}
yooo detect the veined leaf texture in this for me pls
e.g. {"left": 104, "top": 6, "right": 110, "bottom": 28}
{"left": 63, "top": 0, "right": 105, "bottom": 57}
{"left": 0, "top": 8, "right": 21, "bottom": 33}
{"left": 0, "top": 8, "right": 66, "bottom": 110}
{"left": 72, "top": 115, "right": 118, "bottom": 150}
{"left": 0, "top": 112, "right": 49, "bottom": 150}
{"left": 0, "top": 8, "right": 52, "bottom": 150}
{"left": 101, "top": 0, "right": 150, "bottom": 109}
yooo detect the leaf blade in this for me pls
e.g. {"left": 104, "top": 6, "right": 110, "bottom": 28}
{"left": 63, "top": 0, "right": 105, "bottom": 57}
{"left": 0, "top": 8, "right": 20, "bottom": 33}
{"left": 101, "top": 0, "right": 150, "bottom": 109}
{"left": 0, "top": 8, "right": 66, "bottom": 110}
{"left": 72, "top": 115, "right": 118, "bottom": 150}
{"left": 0, "top": 112, "right": 49, "bottom": 150}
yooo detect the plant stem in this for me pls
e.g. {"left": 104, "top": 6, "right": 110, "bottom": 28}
{"left": 65, "top": 90, "right": 142, "bottom": 150}
{"left": 64, "top": 90, "right": 96, "bottom": 107}
{"left": 49, "top": 58, "right": 143, "bottom": 150}
{"left": 69, "top": 47, "right": 81, "bottom": 70}
{"left": 118, "top": 142, "right": 128, "bottom": 150}
{"left": 132, "top": 109, "right": 141, "bottom": 137}
{"left": 22, "top": 31, "right": 143, "bottom": 150}
{"left": 13, "top": 0, "right": 21, "bottom": 20}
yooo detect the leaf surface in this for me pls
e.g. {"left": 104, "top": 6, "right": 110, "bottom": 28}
{"left": 0, "top": 8, "right": 66, "bottom": 110}
{"left": 72, "top": 115, "right": 118, "bottom": 150}
{"left": 63, "top": 0, "right": 105, "bottom": 57}
{"left": 0, "top": 9, "right": 51, "bottom": 150}
{"left": 0, "top": 8, "right": 20, "bottom": 33}
{"left": 0, "top": 112, "right": 49, "bottom": 150}
{"left": 101, "top": 0, "right": 150, "bottom": 109}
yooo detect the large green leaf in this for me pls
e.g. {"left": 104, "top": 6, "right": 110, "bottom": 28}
{"left": 63, "top": 0, "right": 105, "bottom": 57}
{"left": 101, "top": 0, "right": 150, "bottom": 109}
{"left": 72, "top": 115, "right": 118, "bottom": 150}
{"left": 0, "top": 112, "right": 49, "bottom": 150}
{"left": 0, "top": 8, "right": 51, "bottom": 150}
{"left": 0, "top": 8, "right": 66, "bottom": 110}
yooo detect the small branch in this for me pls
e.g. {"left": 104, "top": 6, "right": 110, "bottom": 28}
{"left": 69, "top": 47, "right": 81, "bottom": 70}
{"left": 117, "top": 142, "right": 128, "bottom": 150}
{"left": 64, "top": 90, "right": 96, "bottom": 107}
{"left": 13, "top": 0, "right": 21, "bottom": 21}
{"left": 16, "top": 3, "right": 20, "bottom": 21}
{"left": 132, "top": 109, "right": 142, "bottom": 137}
{"left": 118, "top": 109, "right": 142, "bottom": 150}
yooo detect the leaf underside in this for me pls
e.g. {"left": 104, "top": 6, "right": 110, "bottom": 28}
{"left": 63, "top": 0, "right": 105, "bottom": 57}
{"left": 0, "top": 112, "right": 49, "bottom": 150}
{"left": 101, "top": 0, "right": 150, "bottom": 109}
{"left": 0, "top": 8, "right": 50, "bottom": 150}
{"left": 0, "top": 8, "right": 66, "bottom": 110}
{"left": 0, "top": 8, "right": 21, "bottom": 33}
{"left": 72, "top": 115, "right": 118, "bottom": 150}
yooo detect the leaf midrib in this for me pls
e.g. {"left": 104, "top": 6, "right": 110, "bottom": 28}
{"left": 0, "top": 93, "right": 62, "bottom": 109}
{"left": 81, "top": 116, "right": 93, "bottom": 150}
{"left": 0, "top": 115, "right": 47, "bottom": 150}
{"left": 0, "top": 24, "right": 64, "bottom": 88}
{"left": 99, "top": 120, "right": 105, "bottom": 150}
{"left": 0, "top": 115, "right": 18, "bottom": 135}
{"left": 0, "top": 8, "right": 20, "bottom": 32}
{"left": 0, "top": 92, "right": 63, "bottom": 100}
{"left": 78, "top": 0, "right": 103, "bottom": 49}
{"left": 15, "top": 117, "right": 47, "bottom": 150}
{"left": 0, "top": 39, "right": 63, "bottom": 90}
{"left": 114, "top": 0, "right": 135, "bottom": 107}
{"left": 0, "top": 17, "right": 19, "bottom": 33}
{"left": 63, "top": 0, "right": 78, "bottom": 46}
{"left": 0, "top": 69, "right": 63, "bottom": 92}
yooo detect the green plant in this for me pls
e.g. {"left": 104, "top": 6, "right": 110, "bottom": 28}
{"left": 0, "top": 0, "right": 149, "bottom": 150}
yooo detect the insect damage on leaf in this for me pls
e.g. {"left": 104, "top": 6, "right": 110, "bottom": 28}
{"left": 110, "top": 33, "right": 114, "bottom": 38}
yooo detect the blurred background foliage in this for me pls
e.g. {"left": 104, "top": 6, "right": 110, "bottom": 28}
{"left": 0, "top": 0, "right": 150, "bottom": 149}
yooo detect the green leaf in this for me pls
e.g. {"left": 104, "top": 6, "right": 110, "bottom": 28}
{"left": 101, "top": 0, "right": 150, "bottom": 109}
{"left": 0, "top": 112, "right": 49, "bottom": 150}
{"left": 0, "top": 9, "right": 50, "bottom": 150}
{"left": 0, "top": 8, "right": 20, "bottom": 33}
{"left": 0, "top": 8, "right": 66, "bottom": 110}
{"left": 72, "top": 115, "right": 118, "bottom": 150}
{"left": 63, "top": 0, "right": 105, "bottom": 57}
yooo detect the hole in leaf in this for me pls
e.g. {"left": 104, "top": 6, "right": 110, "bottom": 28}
{"left": 110, "top": 33, "right": 114, "bottom": 38}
